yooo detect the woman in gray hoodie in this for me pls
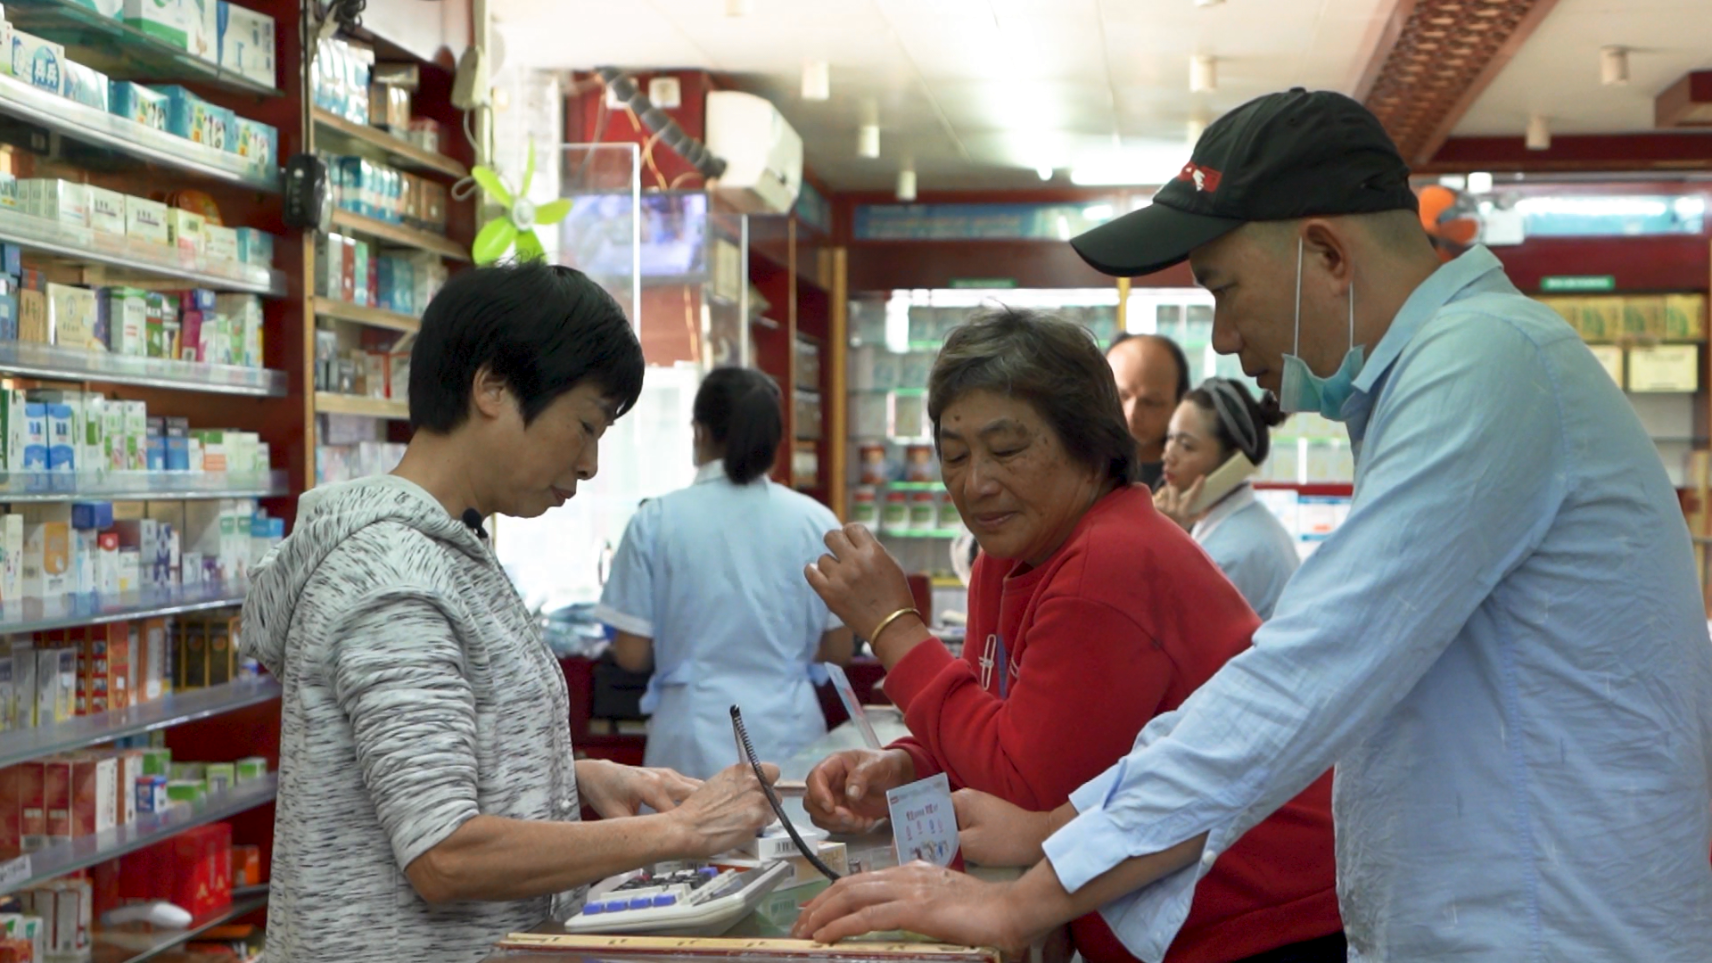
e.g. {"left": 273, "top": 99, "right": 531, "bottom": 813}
{"left": 242, "top": 262, "right": 779, "bottom": 963}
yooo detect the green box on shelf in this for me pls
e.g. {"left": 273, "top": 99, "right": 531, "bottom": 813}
{"left": 165, "top": 778, "right": 205, "bottom": 806}
{"left": 140, "top": 746, "right": 171, "bottom": 777}
{"left": 70, "top": 0, "right": 126, "bottom": 17}
{"left": 124, "top": 0, "right": 194, "bottom": 49}
{"left": 204, "top": 761, "right": 235, "bottom": 794}
{"left": 235, "top": 755, "right": 266, "bottom": 782}
{"left": 170, "top": 761, "right": 205, "bottom": 781}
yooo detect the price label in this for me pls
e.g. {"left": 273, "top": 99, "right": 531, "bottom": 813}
{"left": 0, "top": 854, "right": 33, "bottom": 891}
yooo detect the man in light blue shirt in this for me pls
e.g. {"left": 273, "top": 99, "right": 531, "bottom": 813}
{"left": 792, "top": 89, "right": 1712, "bottom": 962}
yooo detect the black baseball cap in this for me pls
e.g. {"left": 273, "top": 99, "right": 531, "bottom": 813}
{"left": 1071, "top": 88, "right": 1418, "bottom": 278}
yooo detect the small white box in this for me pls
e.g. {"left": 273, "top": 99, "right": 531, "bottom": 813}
{"left": 22, "top": 179, "right": 89, "bottom": 228}
{"left": 219, "top": 2, "right": 275, "bottom": 87}
{"left": 87, "top": 187, "right": 126, "bottom": 237}
{"left": 0, "top": 513, "right": 21, "bottom": 608}
{"left": 125, "top": 196, "right": 170, "bottom": 246}
{"left": 203, "top": 223, "right": 237, "bottom": 263}
{"left": 164, "top": 208, "right": 204, "bottom": 258}
{"left": 71, "top": 528, "right": 96, "bottom": 596}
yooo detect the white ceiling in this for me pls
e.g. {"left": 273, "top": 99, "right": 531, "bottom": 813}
{"left": 494, "top": 0, "right": 1396, "bottom": 191}
{"left": 1454, "top": 0, "right": 1712, "bottom": 137}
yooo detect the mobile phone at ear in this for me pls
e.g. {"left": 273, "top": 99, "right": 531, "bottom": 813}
{"left": 1187, "top": 453, "right": 1259, "bottom": 515}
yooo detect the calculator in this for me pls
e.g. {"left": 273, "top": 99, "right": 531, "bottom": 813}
{"left": 561, "top": 861, "right": 792, "bottom": 936}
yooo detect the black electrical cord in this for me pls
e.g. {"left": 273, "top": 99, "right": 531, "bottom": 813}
{"left": 729, "top": 705, "right": 842, "bottom": 881}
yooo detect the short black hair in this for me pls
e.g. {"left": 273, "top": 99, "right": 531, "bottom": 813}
{"left": 930, "top": 308, "right": 1138, "bottom": 486}
{"left": 409, "top": 261, "right": 645, "bottom": 433}
{"left": 1108, "top": 332, "right": 1191, "bottom": 402}
{"left": 694, "top": 367, "right": 782, "bottom": 485}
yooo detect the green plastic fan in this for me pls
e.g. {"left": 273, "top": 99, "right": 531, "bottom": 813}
{"left": 471, "top": 141, "right": 571, "bottom": 264}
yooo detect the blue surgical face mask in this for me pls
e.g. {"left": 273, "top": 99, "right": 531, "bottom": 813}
{"left": 1277, "top": 237, "right": 1364, "bottom": 421}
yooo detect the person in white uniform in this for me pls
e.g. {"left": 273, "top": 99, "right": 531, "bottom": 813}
{"left": 597, "top": 367, "right": 854, "bottom": 779}
{"left": 1153, "top": 378, "right": 1298, "bottom": 618}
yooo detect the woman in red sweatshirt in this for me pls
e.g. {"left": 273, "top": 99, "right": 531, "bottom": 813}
{"left": 803, "top": 309, "right": 1341, "bottom": 963}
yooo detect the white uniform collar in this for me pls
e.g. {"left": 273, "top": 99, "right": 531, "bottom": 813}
{"left": 1191, "top": 482, "right": 1255, "bottom": 542}
{"left": 694, "top": 460, "right": 728, "bottom": 485}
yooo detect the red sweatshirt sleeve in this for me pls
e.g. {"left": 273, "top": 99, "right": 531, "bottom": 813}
{"left": 886, "top": 642, "right": 957, "bottom": 784}
{"left": 884, "top": 596, "right": 1176, "bottom": 811}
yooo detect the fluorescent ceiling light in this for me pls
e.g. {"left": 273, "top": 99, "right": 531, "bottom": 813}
{"left": 1037, "top": 165, "right": 1054, "bottom": 181}
{"left": 1526, "top": 114, "right": 1550, "bottom": 151}
{"left": 801, "top": 60, "right": 829, "bottom": 101}
{"left": 1512, "top": 197, "right": 1668, "bottom": 217}
{"left": 1082, "top": 204, "right": 1114, "bottom": 222}
{"left": 1600, "top": 46, "right": 1628, "bottom": 86}
{"left": 1467, "top": 171, "right": 1494, "bottom": 194}
{"left": 857, "top": 124, "right": 880, "bottom": 159}
{"left": 897, "top": 168, "right": 917, "bottom": 203}
{"left": 1071, "top": 147, "right": 1186, "bottom": 187}
{"left": 1190, "top": 55, "right": 1217, "bottom": 93}
{"left": 725, "top": 0, "right": 751, "bottom": 16}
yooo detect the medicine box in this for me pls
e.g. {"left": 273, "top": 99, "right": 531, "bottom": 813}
{"left": 124, "top": 0, "right": 192, "bottom": 50}
{"left": 109, "top": 81, "right": 168, "bottom": 131}
{"left": 47, "top": 284, "right": 97, "bottom": 351}
{"left": 203, "top": 223, "right": 237, "bottom": 263}
{"left": 0, "top": 515, "right": 20, "bottom": 609}
{"left": 87, "top": 187, "right": 126, "bottom": 237}
{"left": 187, "top": 0, "right": 217, "bottom": 63}
{"left": 71, "top": 0, "right": 126, "bottom": 16}
{"left": 164, "top": 208, "right": 204, "bottom": 258}
{"left": 61, "top": 62, "right": 108, "bottom": 111}
{"left": 11, "top": 31, "right": 65, "bottom": 95}
{"left": 21, "top": 180, "right": 90, "bottom": 228}
{"left": 218, "top": 2, "right": 276, "bottom": 87}
{"left": 234, "top": 227, "right": 272, "bottom": 266}
{"left": 44, "top": 403, "right": 73, "bottom": 472}
{"left": 125, "top": 196, "right": 169, "bottom": 246}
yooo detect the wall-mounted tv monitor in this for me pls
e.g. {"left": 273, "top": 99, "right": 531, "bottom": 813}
{"left": 559, "top": 190, "right": 709, "bottom": 280}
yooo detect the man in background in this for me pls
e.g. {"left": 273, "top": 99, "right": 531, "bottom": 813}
{"left": 1106, "top": 333, "right": 1189, "bottom": 489}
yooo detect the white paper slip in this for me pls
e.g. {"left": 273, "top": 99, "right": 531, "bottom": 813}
{"left": 823, "top": 662, "right": 882, "bottom": 749}
{"left": 886, "top": 772, "right": 958, "bottom": 868}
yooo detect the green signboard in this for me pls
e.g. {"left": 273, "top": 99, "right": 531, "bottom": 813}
{"left": 1540, "top": 275, "right": 1616, "bottom": 293}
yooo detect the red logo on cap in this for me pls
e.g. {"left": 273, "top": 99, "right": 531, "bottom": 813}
{"left": 1179, "top": 163, "right": 1222, "bottom": 193}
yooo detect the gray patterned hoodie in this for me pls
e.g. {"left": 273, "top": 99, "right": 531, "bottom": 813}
{"left": 242, "top": 475, "right": 581, "bottom": 963}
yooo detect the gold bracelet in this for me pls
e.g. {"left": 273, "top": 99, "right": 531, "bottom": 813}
{"left": 868, "top": 607, "right": 923, "bottom": 647}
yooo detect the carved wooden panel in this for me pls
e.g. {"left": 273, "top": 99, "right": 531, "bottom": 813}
{"left": 1361, "top": 0, "right": 1564, "bottom": 165}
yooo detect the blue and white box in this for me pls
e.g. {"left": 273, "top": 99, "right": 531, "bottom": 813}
{"left": 11, "top": 31, "right": 64, "bottom": 96}
{"left": 110, "top": 81, "right": 169, "bottom": 131}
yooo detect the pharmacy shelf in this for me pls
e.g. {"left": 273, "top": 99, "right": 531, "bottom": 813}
{"left": 330, "top": 210, "right": 469, "bottom": 263}
{"left": 0, "top": 470, "right": 288, "bottom": 502}
{"left": 312, "top": 108, "right": 468, "bottom": 180}
{"left": 94, "top": 885, "right": 269, "bottom": 963}
{"left": 314, "top": 393, "right": 409, "bottom": 421}
{"left": 0, "top": 775, "right": 278, "bottom": 895}
{"left": 0, "top": 580, "right": 249, "bottom": 639}
{"left": 0, "top": 678, "right": 279, "bottom": 772}
{"left": 0, "top": 74, "right": 278, "bottom": 192}
{"left": 313, "top": 297, "right": 420, "bottom": 334}
{"left": 877, "top": 481, "right": 944, "bottom": 492}
{"left": 5, "top": 0, "right": 281, "bottom": 98}
{"left": 0, "top": 341, "right": 286, "bottom": 397}
{"left": 0, "top": 209, "right": 284, "bottom": 297}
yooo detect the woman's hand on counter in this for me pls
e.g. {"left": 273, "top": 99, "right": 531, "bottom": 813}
{"left": 955, "top": 790, "right": 1070, "bottom": 867}
{"left": 576, "top": 758, "right": 701, "bottom": 819}
{"left": 804, "top": 748, "right": 915, "bottom": 833}
{"left": 1152, "top": 480, "right": 1206, "bottom": 532}
{"left": 806, "top": 524, "right": 931, "bottom": 666}
{"left": 665, "top": 761, "right": 781, "bottom": 858}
